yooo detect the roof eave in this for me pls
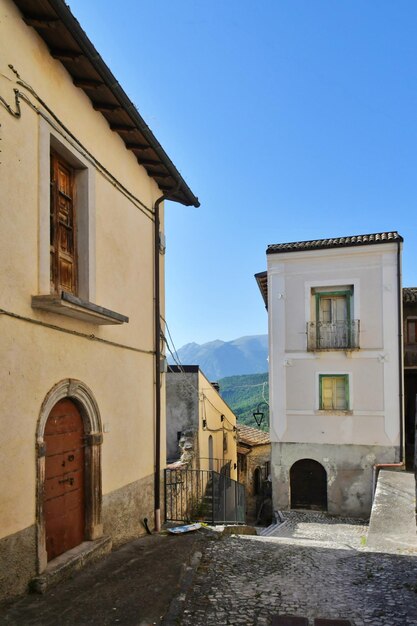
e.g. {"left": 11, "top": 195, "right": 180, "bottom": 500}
{"left": 14, "top": 0, "right": 199, "bottom": 208}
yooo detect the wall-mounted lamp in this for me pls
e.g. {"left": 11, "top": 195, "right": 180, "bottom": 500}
{"left": 253, "top": 401, "right": 269, "bottom": 428}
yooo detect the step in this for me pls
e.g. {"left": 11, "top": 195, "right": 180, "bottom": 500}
{"left": 31, "top": 536, "right": 112, "bottom": 593}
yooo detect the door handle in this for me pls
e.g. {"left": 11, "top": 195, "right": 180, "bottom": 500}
{"left": 58, "top": 477, "right": 74, "bottom": 485}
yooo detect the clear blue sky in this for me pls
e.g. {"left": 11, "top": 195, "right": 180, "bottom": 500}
{"left": 69, "top": 1, "right": 417, "bottom": 348}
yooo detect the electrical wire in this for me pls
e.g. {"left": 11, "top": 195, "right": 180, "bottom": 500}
{"left": 1, "top": 66, "right": 155, "bottom": 221}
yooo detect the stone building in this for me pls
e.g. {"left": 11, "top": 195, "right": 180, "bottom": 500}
{"left": 0, "top": 0, "right": 198, "bottom": 601}
{"left": 166, "top": 366, "right": 238, "bottom": 478}
{"left": 237, "top": 425, "right": 271, "bottom": 523}
{"left": 256, "top": 232, "right": 404, "bottom": 517}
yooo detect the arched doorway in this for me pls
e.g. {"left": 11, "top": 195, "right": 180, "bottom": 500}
{"left": 44, "top": 399, "right": 85, "bottom": 561}
{"left": 290, "top": 459, "right": 327, "bottom": 511}
{"left": 208, "top": 435, "right": 214, "bottom": 471}
{"left": 253, "top": 466, "right": 262, "bottom": 495}
{"left": 36, "top": 379, "right": 103, "bottom": 572}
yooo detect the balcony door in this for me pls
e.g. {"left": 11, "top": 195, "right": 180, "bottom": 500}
{"left": 315, "top": 288, "right": 352, "bottom": 349}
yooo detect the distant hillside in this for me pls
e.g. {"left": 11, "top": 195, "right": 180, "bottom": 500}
{"left": 218, "top": 372, "right": 269, "bottom": 431}
{"left": 168, "top": 334, "right": 268, "bottom": 381}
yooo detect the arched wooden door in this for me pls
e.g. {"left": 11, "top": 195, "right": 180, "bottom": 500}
{"left": 44, "top": 398, "right": 85, "bottom": 560}
{"left": 290, "top": 459, "right": 327, "bottom": 511}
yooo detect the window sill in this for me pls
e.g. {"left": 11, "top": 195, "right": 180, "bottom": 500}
{"left": 31, "top": 292, "right": 129, "bottom": 325}
{"left": 315, "top": 410, "right": 353, "bottom": 416}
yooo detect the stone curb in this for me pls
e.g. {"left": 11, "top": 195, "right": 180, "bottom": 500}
{"left": 161, "top": 545, "right": 203, "bottom": 626}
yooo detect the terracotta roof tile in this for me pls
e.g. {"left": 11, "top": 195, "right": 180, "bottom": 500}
{"left": 404, "top": 288, "right": 417, "bottom": 303}
{"left": 237, "top": 424, "right": 270, "bottom": 446}
{"left": 267, "top": 231, "right": 402, "bottom": 255}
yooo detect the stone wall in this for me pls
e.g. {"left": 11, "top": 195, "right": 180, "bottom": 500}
{"left": 271, "top": 442, "right": 399, "bottom": 517}
{"left": 239, "top": 444, "right": 271, "bottom": 522}
{"left": 0, "top": 525, "right": 37, "bottom": 602}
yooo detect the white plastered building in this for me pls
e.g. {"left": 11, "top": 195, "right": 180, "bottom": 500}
{"left": 256, "top": 232, "right": 404, "bottom": 517}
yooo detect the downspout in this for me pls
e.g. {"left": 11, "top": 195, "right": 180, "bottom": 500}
{"left": 372, "top": 239, "right": 405, "bottom": 497}
{"left": 153, "top": 194, "right": 166, "bottom": 532}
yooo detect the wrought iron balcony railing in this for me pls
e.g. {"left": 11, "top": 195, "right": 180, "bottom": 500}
{"left": 307, "top": 320, "right": 360, "bottom": 351}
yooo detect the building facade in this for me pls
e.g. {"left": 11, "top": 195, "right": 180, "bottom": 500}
{"left": 403, "top": 287, "right": 417, "bottom": 470}
{"left": 237, "top": 425, "right": 271, "bottom": 523}
{"left": 166, "top": 366, "right": 238, "bottom": 479}
{"left": 0, "top": 0, "right": 198, "bottom": 600}
{"left": 257, "top": 232, "right": 404, "bottom": 517}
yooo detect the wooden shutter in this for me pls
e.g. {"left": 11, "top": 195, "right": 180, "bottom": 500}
{"left": 50, "top": 152, "right": 77, "bottom": 294}
{"left": 334, "top": 377, "right": 347, "bottom": 409}
{"left": 321, "top": 376, "right": 348, "bottom": 410}
{"left": 407, "top": 319, "right": 417, "bottom": 344}
{"left": 321, "top": 377, "right": 334, "bottom": 409}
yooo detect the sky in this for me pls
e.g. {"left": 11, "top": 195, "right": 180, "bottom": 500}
{"left": 68, "top": 0, "right": 417, "bottom": 348}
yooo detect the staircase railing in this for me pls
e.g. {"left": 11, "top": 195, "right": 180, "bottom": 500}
{"left": 164, "top": 467, "right": 246, "bottom": 525}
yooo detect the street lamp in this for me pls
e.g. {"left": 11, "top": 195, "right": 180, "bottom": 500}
{"left": 253, "top": 401, "right": 269, "bottom": 428}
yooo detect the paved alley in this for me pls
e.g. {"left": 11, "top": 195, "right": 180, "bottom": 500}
{"left": 175, "top": 512, "right": 417, "bottom": 626}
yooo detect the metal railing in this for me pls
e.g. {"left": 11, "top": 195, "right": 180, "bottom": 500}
{"left": 307, "top": 320, "right": 360, "bottom": 350}
{"left": 164, "top": 467, "right": 245, "bottom": 525}
{"left": 198, "top": 458, "right": 231, "bottom": 474}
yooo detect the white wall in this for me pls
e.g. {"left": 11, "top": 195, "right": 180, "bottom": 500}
{"left": 267, "top": 243, "right": 402, "bottom": 448}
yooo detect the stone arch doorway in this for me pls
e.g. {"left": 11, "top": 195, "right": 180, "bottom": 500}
{"left": 36, "top": 379, "right": 103, "bottom": 572}
{"left": 290, "top": 458, "right": 327, "bottom": 511}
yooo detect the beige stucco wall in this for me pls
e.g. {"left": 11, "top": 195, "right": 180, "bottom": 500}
{"left": 198, "top": 371, "right": 238, "bottom": 480}
{"left": 0, "top": 0, "right": 166, "bottom": 567}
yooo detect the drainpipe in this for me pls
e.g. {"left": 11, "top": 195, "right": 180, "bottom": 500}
{"left": 153, "top": 194, "right": 166, "bottom": 532}
{"left": 372, "top": 239, "right": 405, "bottom": 497}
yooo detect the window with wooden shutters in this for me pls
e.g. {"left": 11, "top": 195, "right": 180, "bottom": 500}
{"left": 32, "top": 123, "right": 129, "bottom": 325}
{"left": 319, "top": 375, "right": 349, "bottom": 410}
{"left": 407, "top": 319, "right": 417, "bottom": 344}
{"left": 307, "top": 286, "right": 359, "bottom": 350}
{"left": 50, "top": 152, "right": 77, "bottom": 294}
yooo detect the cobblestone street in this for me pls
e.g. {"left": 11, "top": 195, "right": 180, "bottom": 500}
{"left": 176, "top": 513, "right": 417, "bottom": 626}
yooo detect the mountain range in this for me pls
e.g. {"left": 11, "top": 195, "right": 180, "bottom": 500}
{"left": 168, "top": 334, "right": 268, "bottom": 381}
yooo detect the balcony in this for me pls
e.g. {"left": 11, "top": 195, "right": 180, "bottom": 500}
{"left": 307, "top": 320, "right": 360, "bottom": 351}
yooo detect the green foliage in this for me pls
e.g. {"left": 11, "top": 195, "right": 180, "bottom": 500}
{"left": 218, "top": 372, "right": 269, "bottom": 431}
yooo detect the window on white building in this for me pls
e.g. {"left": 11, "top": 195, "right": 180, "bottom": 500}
{"left": 308, "top": 286, "right": 359, "bottom": 350}
{"left": 319, "top": 375, "right": 349, "bottom": 410}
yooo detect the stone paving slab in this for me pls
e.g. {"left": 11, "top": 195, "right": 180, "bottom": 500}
{"left": 367, "top": 470, "right": 417, "bottom": 554}
{"left": 177, "top": 512, "right": 417, "bottom": 626}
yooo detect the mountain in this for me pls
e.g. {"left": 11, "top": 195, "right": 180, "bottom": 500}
{"left": 168, "top": 334, "right": 268, "bottom": 381}
{"left": 218, "top": 372, "right": 269, "bottom": 431}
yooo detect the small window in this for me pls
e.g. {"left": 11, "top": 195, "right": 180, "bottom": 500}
{"left": 223, "top": 433, "right": 228, "bottom": 452}
{"left": 407, "top": 319, "right": 417, "bottom": 344}
{"left": 319, "top": 375, "right": 349, "bottom": 410}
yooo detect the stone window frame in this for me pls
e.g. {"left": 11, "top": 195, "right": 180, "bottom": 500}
{"left": 37, "top": 117, "right": 96, "bottom": 302}
{"left": 36, "top": 379, "right": 103, "bottom": 573}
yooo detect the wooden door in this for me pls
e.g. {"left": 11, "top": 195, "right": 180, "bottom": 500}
{"left": 290, "top": 459, "right": 327, "bottom": 511}
{"left": 44, "top": 399, "right": 85, "bottom": 561}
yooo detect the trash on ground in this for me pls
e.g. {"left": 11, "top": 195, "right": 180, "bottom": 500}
{"left": 167, "top": 523, "right": 201, "bottom": 534}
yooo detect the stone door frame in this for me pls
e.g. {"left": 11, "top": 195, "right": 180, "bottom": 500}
{"left": 36, "top": 379, "right": 103, "bottom": 573}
